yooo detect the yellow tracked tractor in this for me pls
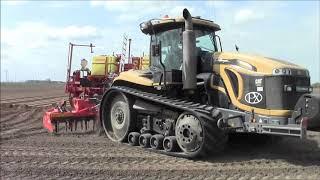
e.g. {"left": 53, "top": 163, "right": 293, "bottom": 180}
{"left": 100, "top": 9, "right": 320, "bottom": 158}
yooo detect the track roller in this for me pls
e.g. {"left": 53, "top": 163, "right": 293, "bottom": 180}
{"left": 139, "top": 133, "right": 152, "bottom": 148}
{"left": 150, "top": 134, "right": 164, "bottom": 150}
{"left": 163, "top": 136, "right": 179, "bottom": 152}
{"left": 128, "top": 132, "right": 140, "bottom": 146}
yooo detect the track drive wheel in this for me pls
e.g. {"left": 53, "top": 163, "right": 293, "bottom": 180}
{"left": 101, "top": 91, "right": 134, "bottom": 142}
{"left": 175, "top": 112, "right": 228, "bottom": 158}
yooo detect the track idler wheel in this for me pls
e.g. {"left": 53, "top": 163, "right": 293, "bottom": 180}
{"left": 128, "top": 132, "right": 140, "bottom": 146}
{"left": 139, "top": 133, "right": 152, "bottom": 148}
{"left": 101, "top": 91, "right": 134, "bottom": 142}
{"left": 163, "top": 136, "right": 179, "bottom": 152}
{"left": 150, "top": 134, "right": 164, "bottom": 150}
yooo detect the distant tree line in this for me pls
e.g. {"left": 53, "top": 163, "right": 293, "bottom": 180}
{"left": 312, "top": 82, "right": 320, "bottom": 88}
{"left": 1, "top": 80, "right": 64, "bottom": 85}
{"left": 25, "top": 79, "right": 64, "bottom": 84}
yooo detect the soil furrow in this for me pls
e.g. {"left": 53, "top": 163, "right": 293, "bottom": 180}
{"left": 1, "top": 161, "right": 319, "bottom": 180}
{"left": 1, "top": 109, "right": 40, "bottom": 130}
{"left": 1, "top": 85, "right": 319, "bottom": 180}
{"left": 20, "top": 97, "right": 66, "bottom": 106}
{"left": 0, "top": 110, "right": 30, "bottom": 124}
{"left": 2, "top": 95, "right": 65, "bottom": 104}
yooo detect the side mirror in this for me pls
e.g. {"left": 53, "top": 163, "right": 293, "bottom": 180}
{"left": 90, "top": 43, "right": 94, "bottom": 53}
{"left": 152, "top": 44, "right": 160, "bottom": 56}
{"left": 235, "top": 44, "right": 239, "bottom": 52}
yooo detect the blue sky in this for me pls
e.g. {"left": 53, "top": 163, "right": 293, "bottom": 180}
{"left": 1, "top": 0, "right": 319, "bottom": 83}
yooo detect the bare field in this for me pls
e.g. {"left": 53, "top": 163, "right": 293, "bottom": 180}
{"left": 0, "top": 83, "right": 320, "bottom": 179}
{"left": 313, "top": 87, "right": 320, "bottom": 95}
{"left": 1, "top": 83, "right": 66, "bottom": 107}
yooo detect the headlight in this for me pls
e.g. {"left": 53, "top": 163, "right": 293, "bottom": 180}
{"left": 284, "top": 85, "right": 312, "bottom": 92}
{"left": 273, "top": 68, "right": 292, "bottom": 75}
{"left": 296, "top": 86, "right": 313, "bottom": 93}
{"left": 284, "top": 85, "right": 292, "bottom": 92}
{"left": 140, "top": 22, "right": 148, "bottom": 30}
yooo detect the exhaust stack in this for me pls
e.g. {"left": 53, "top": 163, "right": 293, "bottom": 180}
{"left": 182, "top": 8, "right": 197, "bottom": 93}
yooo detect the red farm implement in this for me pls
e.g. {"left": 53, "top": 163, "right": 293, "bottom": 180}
{"left": 43, "top": 42, "right": 149, "bottom": 134}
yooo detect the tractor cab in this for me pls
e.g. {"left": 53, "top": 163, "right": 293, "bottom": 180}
{"left": 139, "top": 15, "right": 222, "bottom": 89}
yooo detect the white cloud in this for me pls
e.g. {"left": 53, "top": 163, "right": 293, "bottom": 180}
{"left": 2, "top": 0, "right": 28, "bottom": 6}
{"left": 232, "top": 1, "right": 287, "bottom": 25}
{"left": 1, "top": 22, "right": 100, "bottom": 81}
{"left": 2, "top": 22, "right": 98, "bottom": 49}
{"left": 91, "top": 1, "right": 135, "bottom": 12}
{"left": 90, "top": 1, "right": 195, "bottom": 22}
{"left": 90, "top": 0, "right": 105, "bottom": 7}
{"left": 206, "top": 1, "right": 229, "bottom": 8}
{"left": 234, "top": 9, "right": 265, "bottom": 24}
{"left": 90, "top": 1, "right": 162, "bottom": 12}
{"left": 168, "top": 6, "right": 196, "bottom": 17}
{"left": 44, "top": 2, "right": 72, "bottom": 8}
{"left": 0, "top": 21, "right": 139, "bottom": 81}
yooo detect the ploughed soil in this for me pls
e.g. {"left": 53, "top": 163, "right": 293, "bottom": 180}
{"left": 1, "top": 83, "right": 320, "bottom": 179}
{"left": 0, "top": 83, "right": 66, "bottom": 108}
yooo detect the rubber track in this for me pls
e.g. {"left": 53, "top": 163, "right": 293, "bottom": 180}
{"left": 106, "top": 86, "right": 226, "bottom": 158}
{"left": 110, "top": 86, "right": 214, "bottom": 119}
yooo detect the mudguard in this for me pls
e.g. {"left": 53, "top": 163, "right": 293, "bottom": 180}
{"left": 292, "top": 93, "right": 320, "bottom": 131}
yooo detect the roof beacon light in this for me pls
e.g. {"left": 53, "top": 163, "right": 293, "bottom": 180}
{"left": 163, "top": 15, "right": 169, "bottom": 19}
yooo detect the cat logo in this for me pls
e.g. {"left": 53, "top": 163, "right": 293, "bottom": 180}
{"left": 255, "top": 78, "right": 262, "bottom": 86}
{"left": 245, "top": 92, "right": 263, "bottom": 104}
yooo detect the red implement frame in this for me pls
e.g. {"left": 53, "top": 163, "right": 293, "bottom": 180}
{"left": 43, "top": 42, "right": 139, "bottom": 133}
{"left": 43, "top": 43, "right": 103, "bottom": 133}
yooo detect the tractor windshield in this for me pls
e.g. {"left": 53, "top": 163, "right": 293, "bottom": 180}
{"left": 150, "top": 26, "right": 218, "bottom": 71}
{"left": 195, "top": 28, "right": 217, "bottom": 52}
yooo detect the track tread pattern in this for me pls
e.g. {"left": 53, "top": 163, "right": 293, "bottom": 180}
{"left": 104, "top": 86, "right": 228, "bottom": 158}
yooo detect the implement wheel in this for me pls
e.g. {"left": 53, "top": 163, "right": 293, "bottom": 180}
{"left": 101, "top": 90, "right": 134, "bottom": 142}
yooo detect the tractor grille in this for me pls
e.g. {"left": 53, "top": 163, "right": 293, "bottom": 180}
{"left": 265, "top": 76, "right": 310, "bottom": 110}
